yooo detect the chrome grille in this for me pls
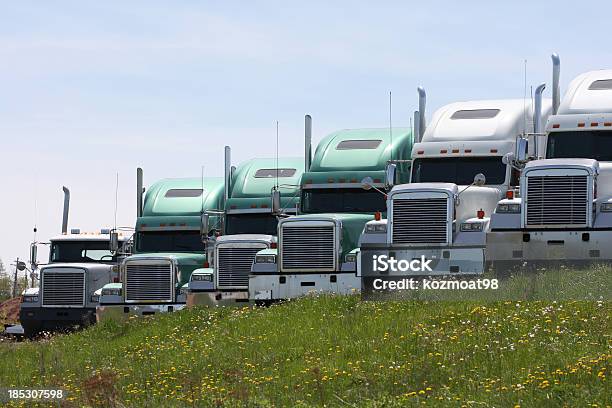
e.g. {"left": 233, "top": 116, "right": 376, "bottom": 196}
{"left": 526, "top": 175, "right": 588, "bottom": 226}
{"left": 392, "top": 198, "right": 448, "bottom": 244}
{"left": 281, "top": 225, "right": 335, "bottom": 271}
{"left": 42, "top": 269, "right": 85, "bottom": 307}
{"left": 217, "top": 246, "right": 264, "bottom": 289}
{"left": 124, "top": 262, "right": 173, "bottom": 302}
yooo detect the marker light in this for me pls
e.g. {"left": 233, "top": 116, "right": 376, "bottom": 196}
{"left": 552, "top": 124, "right": 560, "bottom": 128}
{"left": 477, "top": 209, "right": 485, "bottom": 219}
{"left": 374, "top": 211, "right": 382, "bottom": 221}
{"left": 270, "top": 242, "right": 278, "bottom": 249}
{"left": 203, "top": 261, "right": 210, "bottom": 268}
{"left": 506, "top": 190, "right": 514, "bottom": 199}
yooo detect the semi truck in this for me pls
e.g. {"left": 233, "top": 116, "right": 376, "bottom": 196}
{"left": 488, "top": 54, "right": 612, "bottom": 269}
{"left": 186, "top": 149, "right": 304, "bottom": 306}
{"left": 358, "top": 90, "right": 552, "bottom": 279}
{"left": 249, "top": 123, "right": 413, "bottom": 301}
{"left": 20, "top": 187, "right": 130, "bottom": 337}
{"left": 97, "top": 169, "right": 224, "bottom": 320}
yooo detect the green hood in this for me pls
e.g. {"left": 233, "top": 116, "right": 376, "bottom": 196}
{"left": 284, "top": 213, "right": 375, "bottom": 256}
{"left": 126, "top": 252, "right": 206, "bottom": 286}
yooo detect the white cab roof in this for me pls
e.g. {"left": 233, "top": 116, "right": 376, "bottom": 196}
{"left": 49, "top": 232, "right": 129, "bottom": 242}
{"left": 559, "top": 70, "right": 612, "bottom": 114}
{"left": 422, "top": 99, "right": 552, "bottom": 143}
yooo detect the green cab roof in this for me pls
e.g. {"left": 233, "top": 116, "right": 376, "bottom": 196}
{"left": 309, "top": 128, "right": 413, "bottom": 172}
{"left": 227, "top": 157, "right": 304, "bottom": 211}
{"left": 142, "top": 177, "right": 224, "bottom": 217}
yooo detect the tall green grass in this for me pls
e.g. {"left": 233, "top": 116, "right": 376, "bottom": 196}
{"left": 0, "top": 268, "right": 609, "bottom": 407}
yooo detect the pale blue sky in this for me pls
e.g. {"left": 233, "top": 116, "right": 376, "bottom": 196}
{"left": 1, "top": 1, "right": 611, "bottom": 270}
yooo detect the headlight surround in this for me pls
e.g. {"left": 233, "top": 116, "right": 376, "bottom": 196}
{"left": 601, "top": 202, "right": 612, "bottom": 212}
{"left": 102, "top": 288, "right": 121, "bottom": 296}
{"left": 191, "top": 273, "right": 213, "bottom": 282}
{"left": 90, "top": 294, "right": 100, "bottom": 303}
{"left": 365, "top": 223, "right": 387, "bottom": 233}
{"left": 496, "top": 203, "right": 521, "bottom": 213}
{"left": 22, "top": 295, "right": 39, "bottom": 303}
{"left": 460, "top": 222, "right": 484, "bottom": 232}
{"left": 345, "top": 253, "right": 357, "bottom": 263}
{"left": 255, "top": 254, "right": 277, "bottom": 264}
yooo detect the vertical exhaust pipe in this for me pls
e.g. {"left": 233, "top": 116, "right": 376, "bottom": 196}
{"left": 534, "top": 83, "right": 546, "bottom": 159}
{"left": 224, "top": 146, "right": 231, "bottom": 202}
{"left": 552, "top": 53, "right": 561, "bottom": 115}
{"left": 305, "top": 114, "right": 312, "bottom": 172}
{"left": 136, "top": 167, "right": 143, "bottom": 218}
{"left": 61, "top": 187, "right": 70, "bottom": 234}
{"left": 413, "top": 110, "right": 420, "bottom": 143}
{"left": 417, "top": 87, "right": 426, "bottom": 142}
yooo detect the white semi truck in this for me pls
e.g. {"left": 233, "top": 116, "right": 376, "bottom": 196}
{"left": 358, "top": 89, "right": 551, "bottom": 279}
{"left": 488, "top": 55, "right": 612, "bottom": 269}
{"left": 19, "top": 187, "right": 130, "bottom": 337}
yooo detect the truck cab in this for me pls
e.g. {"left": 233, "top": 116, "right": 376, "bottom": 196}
{"left": 20, "top": 187, "right": 131, "bottom": 337}
{"left": 97, "top": 173, "right": 224, "bottom": 320}
{"left": 488, "top": 55, "right": 612, "bottom": 269}
{"left": 250, "top": 126, "right": 413, "bottom": 301}
{"left": 359, "top": 92, "right": 551, "bottom": 279}
{"left": 186, "top": 156, "right": 304, "bottom": 306}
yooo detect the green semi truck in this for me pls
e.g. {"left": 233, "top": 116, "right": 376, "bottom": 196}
{"left": 249, "top": 124, "right": 413, "bottom": 301}
{"left": 96, "top": 168, "right": 224, "bottom": 320}
{"left": 185, "top": 154, "right": 304, "bottom": 306}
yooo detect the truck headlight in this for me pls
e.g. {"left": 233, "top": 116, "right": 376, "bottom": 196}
{"left": 460, "top": 222, "right": 484, "bottom": 232}
{"left": 601, "top": 202, "right": 612, "bottom": 212}
{"left": 22, "top": 296, "right": 38, "bottom": 303}
{"left": 496, "top": 203, "right": 521, "bottom": 213}
{"left": 102, "top": 288, "right": 121, "bottom": 296}
{"left": 256, "top": 254, "right": 277, "bottom": 264}
{"left": 91, "top": 294, "right": 100, "bottom": 303}
{"left": 191, "top": 274, "right": 213, "bottom": 282}
{"left": 365, "top": 223, "right": 387, "bottom": 233}
{"left": 345, "top": 253, "right": 357, "bottom": 263}
{"left": 178, "top": 287, "right": 187, "bottom": 295}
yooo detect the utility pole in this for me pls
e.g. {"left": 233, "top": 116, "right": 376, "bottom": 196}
{"left": 12, "top": 257, "right": 19, "bottom": 298}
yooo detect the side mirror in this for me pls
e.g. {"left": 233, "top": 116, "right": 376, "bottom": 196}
{"left": 29, "top": 244, "right": 38, "bottom": 266}
{"left": 361, "top": 176, "right": 374, "bottom": 191}
{"left": 473, "top": 173, "right": 486, "bottom": 187}
{"left": 17, "top": 261, "right": 27, "bottom": 271}
{"left": 271, "top": 189, "right": 281, "bottom": 214}
{"left": 516, "top": 138, "right": 528, "bottom": 163}
{"left": 385, "top": 163, "right": 397, "bottom": 188}
{"left": 200, "top": 213, "right": 210, "bottom": 237}
{"left": 109, "top": 232, "right": 120, "bottom": 253}
{"left": 502, "top": 152, "right": 515, "bottom": 165}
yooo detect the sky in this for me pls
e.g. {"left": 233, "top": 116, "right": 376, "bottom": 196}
{"left": 1, "top": 0, "right": 611, "bottom": 276}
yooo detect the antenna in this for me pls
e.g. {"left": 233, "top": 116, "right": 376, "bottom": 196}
{"left": 114, "top": 173, "right": 119, "bottom": 230}
{"left": 276, "top": 120, "right": 279, "bottom": 189}
{"left": 201, "top": 165, "right": 205, "bottom": 213}
{"left": 523, "top": 59, "right": 528, "bottom": 134}
{"left": 389, "top": 91, "right": 393, "bottom": 161}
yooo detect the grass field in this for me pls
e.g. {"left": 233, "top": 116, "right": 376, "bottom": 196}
{"left": 0, "top": 269, "right": 610, "bottom": 407}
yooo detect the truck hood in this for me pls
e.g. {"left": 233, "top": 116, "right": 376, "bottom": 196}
{"left": 215, "top": 234, "right": 275, "bottom": 245}
{"left": 281, "top": 213, "right": 376, "bottom": 256}
{"left": 126, "top": 252, "right": 207, "bottom": 286}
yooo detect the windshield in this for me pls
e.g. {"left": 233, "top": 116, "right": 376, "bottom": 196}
{"left": 136, "top": 231, "right": 204, "bottom": 253}
{"left": 225, "top": 213, "right": 279, "bottom": 235}
{"left": 547, "top": 131, "right": 612, "bottom": 161}
{"left": 50, "top": 241, "right": 117, "bottom": 263}
{"left": 411, "top": 157, "right": 507, "bottom": 185}
{"left": 301, "top": 188, "right": 386, "bottom": 214}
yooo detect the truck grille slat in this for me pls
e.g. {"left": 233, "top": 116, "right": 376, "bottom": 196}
{"left": 42, "top": 270, "right": 85, "bottom": 306}
{"left": 281, "top": 225, "right": 334, "bottom": 271}
{"left": 526, "top": 175, "right": 588, "bottom": 226}
{"left": 217, "top": 246, "right": 264, "bottom": 289}
{"left": 125, "top": 262, "right": 173, "bottom": 302}
{"left": 392, "top": 198, "right": 448, "bottom": 244}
